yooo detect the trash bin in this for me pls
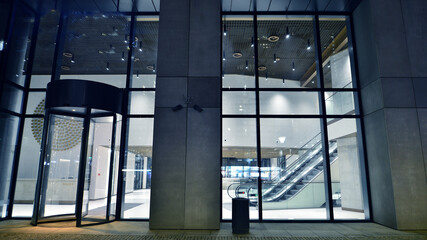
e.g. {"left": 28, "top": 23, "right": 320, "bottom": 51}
{"left": 232, "top": 197, "right": 249, "bottom": 234}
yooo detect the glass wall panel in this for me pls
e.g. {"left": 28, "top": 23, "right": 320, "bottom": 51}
{"left": 3, "top": 5, "right": 34, "bottom": 87}
{"left": 259, "top": 91, "right": 319, "bottom": 115}
{"left": 132, "top": 16, "right": 159, "bottom": 89}
{"left": 222, "top": 118, "right": 258, "bottom": 220}
{"left": 319, "top": 17, "right": 354, "bottom": 89}
{"left": 260, "top": 118, "right": 327, "bottom": 220}
{"left": 222, "top": 15, "right": 255, "bottom": 89}
{"left": 81, "top": 116, "right": 114, "bottom": 225}
{"left": 122, "top": 118, "right": 154, "bottom": 219}
{"left": 325, "top": 91, "right": 355, "bottom": 115}
{"left": 26, "top": 92, "right": 46, "bottom": 115}
{"left": 257, "top": 16, "right": 317, "bottom": 88}
{"left": 29, "top": 11, "right": 59, "bottom": 89}
{"left": 129, "top": 91, "right": 155, "bottom": 115}
{"left": 327, "top": 118, "right": 365, "bottom": 219}
{"left": 0, "top": 113, "right": 19, "bottom": 218}
{"left": 12, "top": 118, "right": 43, "bottom": 217}
{"left": 0, "top": 84, "right": 23, "bottom": 113}
{"left": 60, "top": 14, "right": 129, "bottom": 88}
{"left": 38, "top": 114, "right": 83, "bottom": 218}
{"left": 222, "top": 91, "right": 256, "bottom": 115}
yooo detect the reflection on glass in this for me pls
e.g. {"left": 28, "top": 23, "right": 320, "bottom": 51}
{"left": 60, "top": 14, "right": 129, "bottom": 88}
{"left": 13, "top": 118, "right": 43, "bottom": 217}
{"left": 39, "top": 114, "right": 83, "bottom": 218}
{"left": 123, "top": 118, "right": 154, "bottom": 219}
{"left": 325, "top": 91, "right": 355, "bottom": 115}
{"left": 319, "top": 17, "right": 354, "bottom": 88}
{"left": 4, "top": 6, "right": 34, "bottom": 87}
{"left": 222, "top": 118, "right": 258, "bottom": 220}
{"left": 0, "top": 114, "right": 19, "bottom": 218}
{"left": 0, "top": 84, "right": 23, "bottom": 113}
{"left": 129, "top": 91, "right": 155, "bottom": 115}
{"left": 222, "top": 92, "right": 256, "bottom": 115}
{"left": 327, "top": 118, "right": 365, "bottom": 219}
{"left": 30, "top": 11, "right": 59, "bottom": 89}
{"left": 259, "top": 91, "right": 319, "bottom": 115}
{"left": 132, "top": 16, "right": 159, "bottom": 88}
{"left": 222, "top": 15, "right": 255, "bottom": 89}
{"left": 257, "top": 16, "right": 317, "bottom": 88}
{"left": 260, "top": 118, "right": 327, "bottom": 220}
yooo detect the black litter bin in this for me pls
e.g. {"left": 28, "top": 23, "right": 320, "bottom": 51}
{"left": 232, "top": 197, "right": 249, "bottom": 234}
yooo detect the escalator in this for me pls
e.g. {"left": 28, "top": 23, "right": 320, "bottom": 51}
{"left": 262, "top": 140, "right": 338, "bottom": 203}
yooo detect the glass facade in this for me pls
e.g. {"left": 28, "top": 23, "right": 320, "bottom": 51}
{"left": 222, "top": 14, "right": 368, "bottom": 220}
{"left": 0, "top": 0, "right": 368, "bottom": 223}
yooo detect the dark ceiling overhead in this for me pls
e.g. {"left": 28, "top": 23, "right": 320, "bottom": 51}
{"left": 22, "top": 0, "right": 160, "bottom": 14}
{"left": 222, "top": 0, "right": 362, "bottom": 12}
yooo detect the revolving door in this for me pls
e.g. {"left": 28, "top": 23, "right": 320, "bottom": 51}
{"left": 31, "top": 80, "right": 123, "bottom": 226}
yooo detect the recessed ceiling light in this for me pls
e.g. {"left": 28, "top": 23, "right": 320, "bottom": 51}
{"left": 232, "top": 52, "right": 242, "bottom": 58}
{"left": 258, "top": 66, "right": 267, "bottom": 71}
{"left": 267, "top": 35, "right": 280, "bottom": 42}
{"left": 61, "top": 65, "right": 71, "bottom": 71}
{"left": 63, "top": 52, "right": 73, "bottom": 58}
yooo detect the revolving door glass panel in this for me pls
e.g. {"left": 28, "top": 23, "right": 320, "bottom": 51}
{"left": 38, "top": 114, "right": 83, "bottom": 219}
{"left": 33, "top": 109, "right": 120, "bottom": 226}
{"left": 81, "top": 115, "right": 117, "bottom": 225}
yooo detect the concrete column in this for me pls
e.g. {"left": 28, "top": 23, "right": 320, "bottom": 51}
{"left": 353, "top": 0, "right": 427, "bottom": 230}
{"left": 149, "top": 0, "right": 220, "bottom": 229}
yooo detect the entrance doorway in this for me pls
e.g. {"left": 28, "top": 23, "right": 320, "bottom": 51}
{"left": 31, "top": 80, "right": 123, "bottom": 226}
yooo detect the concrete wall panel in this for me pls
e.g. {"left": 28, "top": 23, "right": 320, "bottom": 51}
{"left": 184, "top": 108, "right": 221, "bottom": 229}
{"left": 155, "top": 77, "right": 188, "bottom": 108}
{"left": 385, "top": 108, "right": 427, "bottom": 230}
{"left": 368, "top": 0, "right": 411, "bottom": 78}
{"left": 188, "top": 77, "right": 221, "bottom": 108}
{"left": 401, "top": 0, "right": 427, "bottom": 78}
{"left": 188, "top": 0, "right": 221, "bottom": 77}
{"left": 150, "top": 108, "right": 187, "bottom": 229}
{"left": 413, "top": 78, "right": 427, "bottom": 108}
{"left": 156, "top": 0, "right": 190, "bottom": 77}
{"left": 363, "top": 109, "right": 397, "bottom": 228}
{"left": 360, "top": 79, "right": 383, "bottom": 115}
{"left": 352, "top": 0, "right": 379, "bottom": 88}
{"left": 381, "top": 78, "right": 415, "bottom": 108}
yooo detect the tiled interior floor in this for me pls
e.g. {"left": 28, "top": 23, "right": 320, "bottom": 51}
{"left": 0, "top": 220, "right": 426, "bottom": 240}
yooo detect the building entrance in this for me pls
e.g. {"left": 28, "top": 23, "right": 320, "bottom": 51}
{"left": 30, "top": 80, "right": 123, "bottom": 227}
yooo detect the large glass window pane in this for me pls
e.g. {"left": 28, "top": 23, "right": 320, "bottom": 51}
{"left": 222, "top": 15, "right": 255, "bottom": 89}
{"left": 30, "top": 11, "right": 59, "bottom": 89}
{"left": 222, "top": 91, "right": 256, "bottom": 115}
{"left": 26, "top": 92, "right": 45, "bottom": 115}
{"left": 260, "top": 118, "right": 327, "bottom": 220}
{"left": 12, "top": 118, "right": 43, "bottom": 217}
{"left": 60, "top": 14, "right": 129, "bottom": 88}
{"left": 259, "top": 91, "right": 319, "bottom": 115}
{"left": 0, "top": 83, "right": 23, "bottom": 113}
{"left": 325, "top": 91, "right": 356, "bottom": 115}
{"left": 0, "top": 113, "right": 19, "bottom": 218}
{"left": 327, "top": 118, "right": 365, "bottom": 219}
{"left": 3, "top": 5, "right": 34, "bottom": 87}
{"left": 257, "top": 16, "right": 318, "bottom": 88}
{"left": 132, "top": 16, "right": 158, "bottom": 89}
{"left": 129, "top": 91, "right": 155, "bottom": 115}
{"left": 319, "top": 17, "right": 355, "bottom": 89}
{"left": 222, "top": 118, "right": 258, "bottom": 220}
{"left": 123, "top": 118, "right": 154, "bottom": 219}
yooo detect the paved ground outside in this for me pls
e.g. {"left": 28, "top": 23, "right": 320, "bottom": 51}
{"left": 0, "top": 220, "right": 426, "bottom": 239}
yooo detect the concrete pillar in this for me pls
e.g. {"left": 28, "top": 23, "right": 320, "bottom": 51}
{"left": 353, "top": 0, "right": 427, "bottom": 230}
{"left": 149, "top": 0, "right": 220, "bottom": 229}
